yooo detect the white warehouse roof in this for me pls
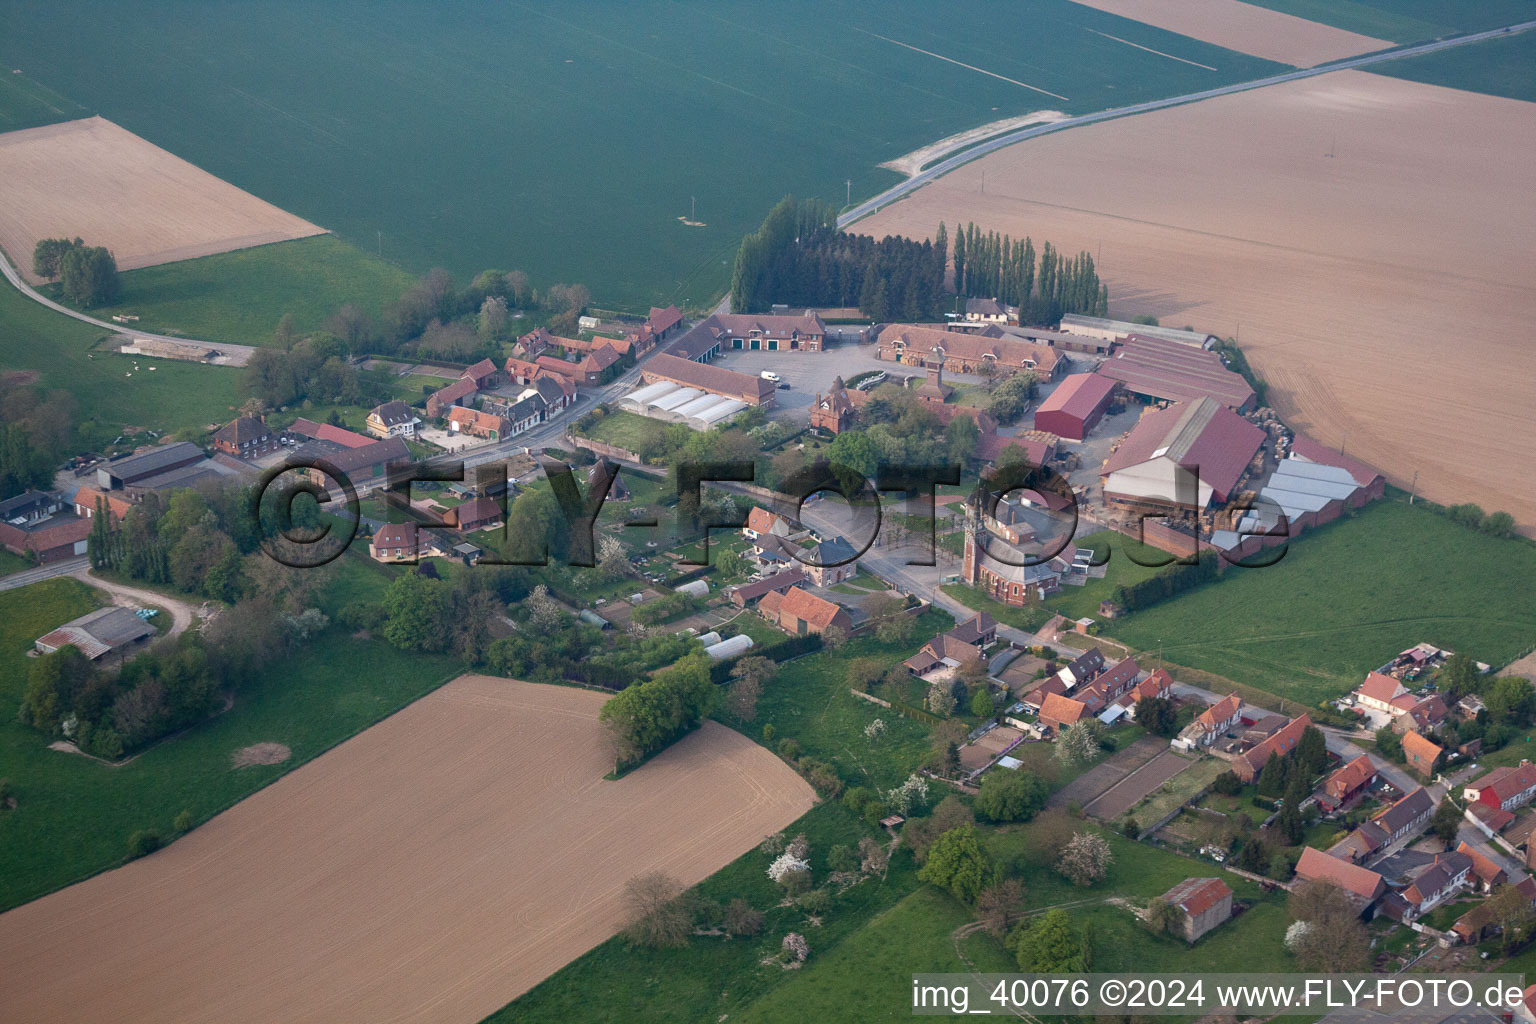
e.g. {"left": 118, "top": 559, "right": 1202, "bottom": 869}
{"left": 626, "top": 380, "right": 679, "bottom": 406}
{"left": 650, "top": 386, "right": 703, "bottom": 412}
{"left": 691, "top": 398, "right": 746, "bottom": 428}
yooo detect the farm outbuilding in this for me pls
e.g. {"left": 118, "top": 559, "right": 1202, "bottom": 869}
{"left": 1033, "top": 372, "right": 1117, "bottom": 441}
{"left": 705, "top": 634, "right": 754, "bottom": 661}
{"left": 674, "top": 579, "right": 709, "bottom": 599}
{"left": 1101, "top": 397, "right": 1265, "bottom": 512}
{"left": 1095, "top": 334, "right": 1255, "bottom": 412}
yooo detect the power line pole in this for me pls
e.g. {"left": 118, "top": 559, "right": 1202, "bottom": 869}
{"left": 1409, "top": 470, "right": 1419, "bottom": 504}
{"left": 376, "top": 230, "right": 382, "bottom": 257}
{"left": 846, "top": 179, "right": 851, "bottom": 208}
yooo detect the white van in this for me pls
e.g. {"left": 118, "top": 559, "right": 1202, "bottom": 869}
{"left": 760, "top": 370, "right": 781, "bottom": 383}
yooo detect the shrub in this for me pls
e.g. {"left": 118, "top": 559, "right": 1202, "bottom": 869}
{"left": 776, "top": 737, "right": 803, "bottom": 762}
{"left": 827, "top": 844, "right": 859, "bottom": 873}
{"left": 127, "top": 829, "right": 162, "bottom": 860}
{"left": 1211, "top": 771, "right": 1243, "bottom": 796}
{"left": 724, "top": 898, "right": 765, "bottom": 937}
{"left": 0, "top": 777, "right": 13, "bottom": 807}
{"left": 174, "top": 809, "right": 193, "bottom": 833}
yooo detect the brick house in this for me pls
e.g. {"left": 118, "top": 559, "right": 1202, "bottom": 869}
{"left": 212, "top": 416, "right": 278, "bottom": 458}
{"left": 366, "top": 401, "right": 421, "bottom": 439}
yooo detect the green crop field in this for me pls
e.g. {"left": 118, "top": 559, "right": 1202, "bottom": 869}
{"left": 1239, "top": 0, "right": 1536, "bottom": 43}
{"left": 64, "top": 235, "right": 416, "bottom": 348}
{"left": 1099, "top": 500, "right": 1536, "bottom": 707}
{"left": 1371, "top": 29, "right": 1536, "bottom": 102}
{"left": 0, "top": 69, "right": 87, "bottom": 132}
{"left": 0, "top": 273, "right": 242, "bottom": 440}
{"left": 0, "top": 568, "right": 459, "bottom": 912}
{"left": 0, "top": 0, "right": 1286, "bottom": 312}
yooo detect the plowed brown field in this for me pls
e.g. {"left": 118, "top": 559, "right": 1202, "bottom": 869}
{"left": 0, "top": 116, "right": 324, "bottom": 282}
{"left": 0, "top": 675, "right": 814, "bottom": 1024}
{"left": 1068, "top": 0, "right": 1390, "bottom": 67}
{"left": 856, "top": 71, "right": 1536, "bottom": 532}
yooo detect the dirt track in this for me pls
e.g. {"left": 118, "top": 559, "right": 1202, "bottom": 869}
{"left": 1069, "top": 0, "right": 1390, "bottom": 67}
{"left": 0, "top": 675, "right": 814, "bottom": 1024}
{"left": 0, "top": 117, "right": 324, "bottom": 282}
{"left": 855, "top": 70, "right": 1536, "bottom": 533}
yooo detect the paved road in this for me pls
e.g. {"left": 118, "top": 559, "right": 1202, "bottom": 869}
{"left": 0, "top": 246, "right": 258, "bottom": 365}
{"left": 0, "top": 556, "right": 89, "bottom": 593}
{"left": 838, "top": 20, "right": 1536, "bottom": 229}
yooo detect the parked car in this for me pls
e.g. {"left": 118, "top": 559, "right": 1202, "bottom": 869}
{"left": 777, "top": 382, "right": 790, "bottom": 390}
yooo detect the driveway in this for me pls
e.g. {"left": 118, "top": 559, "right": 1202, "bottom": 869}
{"left": 69, "top": 567, "right": 200, "bottom": 639}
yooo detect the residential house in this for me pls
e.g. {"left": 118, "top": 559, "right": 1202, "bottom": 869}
{"left": 1233, "top": 714, "right": 1313, "bottom": 784}
{"left": 367, "top": 401, "right": 421, "bottom": 439}
{"left": 1158, "top": 877, "right": 1233, "bottom": 943}
{"left": 447, "top": 406, "right": 512, "bottom": 441}
{"left": 71, "top": 486, "right": 134, "bottom": 523}
{"left": 904, "top": 632, "right": 983, "bottom": 679}
{"left": 964, "top": 297, "right": 1015, "bottom": 326}
{"left": 1057, "top": 648, "right": 1105, "bottom": 691}
{"left": 727, "top": 569, "right": 806, "bottom": 608}
{"left": 461, "top": 358, "right": 500, "bottom": 389}
{"left": 1393, "top": 694, "right": 1449, "bottom": 736}
{"left": 1173, "top": 693, "right": 1242, "bottom": 751}
{"left": 212, "top": 416, "right": 278, "bottom": 459}
{"left": 480, "top": 394, "right": 545, "bottom": 437}
{"left": 1355, "top": 671, "right": 1410, "bottom": 715}
{"left": 1294, "top": 846, "right": 1386, "bottom": 913}
{"left": 369, "top": 521, "right": 443, "bottom": 563}
{"left": 0, "top": 490, "right": 64, "bottom": 525}
{"left": 1121, "top": 668, "right": 1174, "bottom": 718}
{"left": 1327, "top": 822, "right": 1389, "bottom": 864}
{"left": 426, "top": 377, "right": 479, "bottom": 419}
{"left": 533, "top": 373, "right": 577, "bottom": 413}
{"left": 294, "top": 436, "right": 410, "bottom": 492}
{"left": 947, "top": 612, "right": 996, "bottom": 649}
{"left": 1374, "top": 786, "right": 1435, "bottom": 846}
{"left": 1320, "top": 754, "right": 1377, "bottom": 812}
{"left": 1456, "top": 841, "right": 1508, "bottom": 894}
{"left": 1039, "top": 691, "right": 1089, "bottom": 734}
{"left": 1402, "top": 730, "right": 1443, "bottom": 781}
{"left": 810, "top": 376, "right": 860, "bottom": 434}
{"left": 1465, "top": 762, "right": 1536, "bottom": 813}
{"left": 1383, "top": 852, "right": 1473, "bottom": 922}
{"left": 743, "top": 506, "right": 807, "bottom": 544}
{"left": 757, "top": 586, "right": 851, "bottom": 636}
{"left": 286, "top": 418, "right": 374, "bottom": 448}
{"left": 875, "top": 323, "right": 1063, "bottom": 378}
{"left": 802, "top": 535, "right": 857, "bottom": 587}
{"left": 450, "top": 495, "right": 503, "bottom": 533}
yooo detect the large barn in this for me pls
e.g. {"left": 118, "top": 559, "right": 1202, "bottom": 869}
{"left": 1095, "top": 334, "right": 1255, "bottom": 411}
{"left": 1101, "top": 398, "right": 1265, "bottom": 512}
{"left": 1033, "top": 372, "right": 1117, "bottom": 441}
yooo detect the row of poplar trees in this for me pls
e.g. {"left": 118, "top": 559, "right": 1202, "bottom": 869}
{"left": 951, "top": 223, "right": 1108, "bottom": 324}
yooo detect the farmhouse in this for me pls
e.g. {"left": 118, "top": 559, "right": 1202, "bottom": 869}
{"left": 637, "top": 353, "right": 776, "bottom": 408}
{"left": 727, "top": 568, "right": 806, "bottom": 608}
{"left": 973, "top": 432, "right": 1057, "bottom": 469}
{"left": 369, "top": 521, "right": 445, "bottom": 563}
{"left": 875, "top": 323, "right": 1063, "bottom": 378}
{"left": 447, "top": 406, "right": 512, "bottom": 441}
{"left": 1355, "top": 671, "right": 1409, "bottom": 714}
{"left": 71, "top": 485, "right": 134, "bottom": 523}
{"left": 1393, "top": 694, "right": 1448, "bottom": 736}
{"left": 1096, "top": 334, "right": 1254, "bottom": 411}
{"left": 479, "top": 394, "right": 546, "bottom": 437}
{"left": 1232, "top": 714, "right": 1312, "bottom": 784}
{"left": 1058, "top": 314, "right": 1217, "bottom": 350}
{"left": 757, "top": 586, "right": 850, "bottom": 636}
{"left": 212, "top": 416, "right": 278, "bottom": 459}
{"left": 1465, "top": 762, "right": 1536, "bottom": 813}
{"left": 1033, "top": 373, "right": 1117, "bottom": 441}
{"left": 801, "top": 535, "right": 857, "bottom": 588}
{"left": 1158, "top": 877, "right": 1233, "bottom": 943}
{"left": 1172, "top": 692, "right": 1242, "bottom": 751}
{"left": 426, "top": 377, "right": 479, "bottom": 419}
{"left": 35, "top": 606, "right": 154, "bottom": 660}
{"left": 1294, "top": 847, "right": 1386, "bottom": 912}
{"left": 964, "top": 297, "right": 1015, "bottom": 325}
{"left": 366, "top": 401, "right": 420, "bottom": 439}
{"left": 285, "top": 418, "right": 374, "bottom": 448}
{"left": 1101, "top": 398, "right": 1265, "bottom": 512}
{"left": 1319, "top": 754, "right": 1377, "bottom": 812}
{"left": 1381, "top": 852, "right": 1473, "bottom": 923}
{"left": 1401, "top": 730, "right": 1443, "bottom": 780}
{"left": 450, "top": 496, "right": 503, "bottom": 533}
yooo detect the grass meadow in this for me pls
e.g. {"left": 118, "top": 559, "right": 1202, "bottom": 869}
{"left": 67, "top": 235, "right": 416, "bottom": 347}
{"left": 0, "top": 562, "right": 459, "bottom": 912}
{"left": 0, "top": 272, "right": 242, "bottom": 438}
{"left": 1240, "top": 0, "right": 1536, "bottom": 42}
{"left": 0, "top": 0, "right": 1286, "bottom": 311}
{"left": 1101, "top": 500, "right": 1536, "bottom": 707}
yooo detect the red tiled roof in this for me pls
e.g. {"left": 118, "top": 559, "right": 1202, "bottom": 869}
{"left": 429, "top": 377, "right": 479, "bottom": 407}
{"left": 1238, "top": 714, "right": 1312, "bottom": 776}
{"left": 1473, "top": 762, "right": 1536, "bottom": 804}
{"left": 1196, "top": 693, "right": 1242, "bottom": 730}
{"left": 776, "top": 586, "right": 846, "bottom": 631}
{"left": 1456, "top": 841, "right": 1507, "bottom": 887}
{"left": 1040, "top": 691, "right": 1088, "bottom": 726}
{"left": 876, "top": 323, "right": 1062, "bottom": 374}
{"left": 648, "top": 305, "right": 683, "bottom": 334}
{"left": 288, "top": 418, "right": 374, "bottom": 448}
{"left": 1295, "top": 846, "right": 1386, "bottom": 901}
{"left": 974, "top": 433, "right": 1055, "bottom": 467}
{"left": 1357, "top": 671, "right": 1408, "bottom": 704}
{"left": 1402, "top": 730, "right": 1443, "bottom": 775}
{"left": 1325, "top": 754, "right": 1376, "bottom": 800}
{"left": 462, "top": 357, "right": 498, "bottom": 382}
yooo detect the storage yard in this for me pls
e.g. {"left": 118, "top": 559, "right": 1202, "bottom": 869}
{"left": 0, "top": 676, "right": 814, "bottom": 1024}
{"left": 0, "top": 117, "right": 325, "bottom": 283}
{"left": 852, "top": 70, "right": 1536, "bottom": 532}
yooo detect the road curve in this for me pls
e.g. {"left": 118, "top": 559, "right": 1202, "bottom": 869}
{"left": 0, "top": 244, "right": 257, "bottom": 363}
{"left": 839, "top": 21, "right": 1536, "bottom": 230}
